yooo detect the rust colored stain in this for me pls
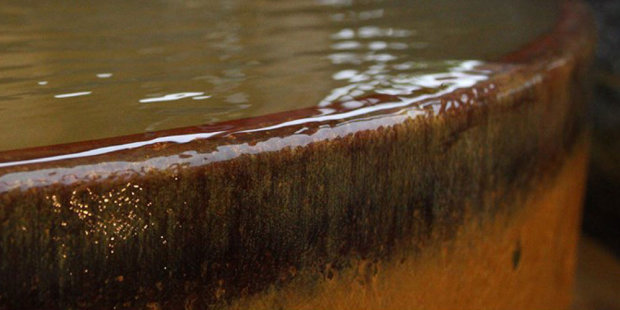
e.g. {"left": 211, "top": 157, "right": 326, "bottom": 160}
{"left": 229, "top": 142, "right": 588, "bottom": 310}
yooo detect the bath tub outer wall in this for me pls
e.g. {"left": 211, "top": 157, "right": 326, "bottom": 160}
{"left": 0, "top": 0, "right": 596, "bottom": 309}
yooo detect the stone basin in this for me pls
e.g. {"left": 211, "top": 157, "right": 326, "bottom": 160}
{"left": 0, "top": 0, "right": 595, "bottom": 309}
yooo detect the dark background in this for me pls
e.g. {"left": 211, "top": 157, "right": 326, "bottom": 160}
{"left": 574, "top": 0, "right": 620, "bottom": 309}
{"left": 583, "top": 0, "right": 620, "bottom": 256}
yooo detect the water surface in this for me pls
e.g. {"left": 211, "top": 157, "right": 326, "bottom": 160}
{"left": 0, "top": 0, "right": 558, "bottom": 151}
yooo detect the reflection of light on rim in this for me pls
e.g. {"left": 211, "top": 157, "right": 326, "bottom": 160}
{"left": 0, "top": 132, "right": 224, "bottom": 169}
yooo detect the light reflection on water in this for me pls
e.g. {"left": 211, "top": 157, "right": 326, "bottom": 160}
{"left": 0, "top": 60, "right": 491, "bottom": 171}
{"left": 0, "top": 0, "right": 557, "bottom": 151}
